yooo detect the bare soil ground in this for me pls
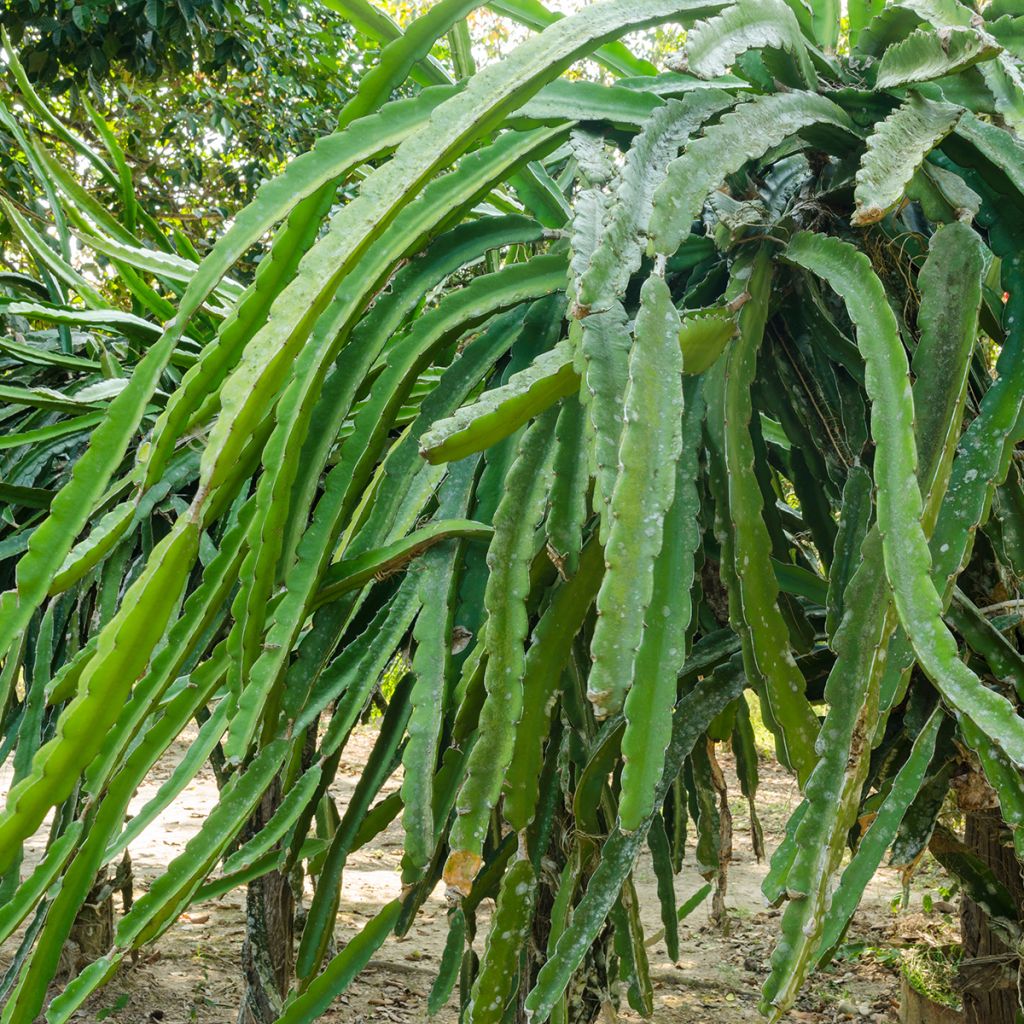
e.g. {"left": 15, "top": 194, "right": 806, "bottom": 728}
{"left": 2, "top": 727, "right": 957, "bottom": 1023}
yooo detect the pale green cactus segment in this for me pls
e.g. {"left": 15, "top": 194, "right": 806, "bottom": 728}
{"left": 568, "top": 179, "right": 607, "bottom": 282}
{"left": 401, "top": 460, "right": 476, "bottom": 881}
{"left": 987, "top": 10, "right": 1024, "bottom": 60}
{"left": 428, "top": 907, "right": 467, "bottom": 1016}
{"left": 979, "top": 58, "right": 1024, "bottom": 135}
{"left": 721, "top": 249, "right": 818, "bottom": 784}
{"left": 47, "top": 500, "right": 134, "bottom": 596}
{"left": 825, "top": 466, "right": 872, "bottom": 638}
{"left": 419, "top": 341, "right": 578, "bottom": 464}
{"left": 42, "top": 956, "right": 124, "bottom": 1024}
{"left": 107, "top": 697, "right": 231, "bottom": 863}
{"left": 763, "top": 224, "right": 994, "bottom": 1020}
{"left": 307, "top": 581, "right": 423, "bottom": 757}
{"left": 852, "top": 95, "right": 962, "bottom": 226}
{"left": 578, "top": 89, "right": 734, "bottom": 308}
{"left": 546, "top": 394, "right": 590, "bottom": 574}
{"left": 908, "top": 160, "right": 982, "bottom": 223}
{"left": 787, "top": 230, "right": 1024, "bottom": 770}
{"left": 678, "top": 305, "right": 736, "bottom": 375}
{"left": 651, "top": 91, "right": 853, "bottom": 255}
{"left": 683, "top": 0, "right": 818, "bottom": 87}
{"left": 445, "top": 407, "right": 559, "bottom": 888}
{"left": 760, "top": 537, "right": 896, "bottom": 1019}
{"left": 0, "top": 820, "right": 82, "bottom": 948}
{"left": 928, "top": 250, "right": 1024, "bottom": 596}
{"left": 813, "top": 709, "right": 943, "bottom": 963}
{"left": 575, "top": 92, "right": 730, "bottom": 541}
{"left": 466, "top": 857, "right": 537, "bottom": 1024}
{"left": 513, "top": 79, "right": 666, "bottom": 129}
{"left": 220, "top": 760, "right": 323, "bottom": 877}
{"left": 877, "top": 253, "right": 1024, "bottom": 715}
{"left": 701, "top": 361, "right": 756, "bottom": 646}
{"left": 878, "top": 249, "right": 1024, "bottom": 745}
{"left": 0, "top": 640, "right": 234, "bottom": 1024}
{"left": 53, "top": 588, "right": 414, "bottom": 1024}
{"left": 275, "top": 900, "right": 403, "bottom": 1024}
{"left": 83, "top": 500, "right": 253, "bottom": 800}
{"left": 504, "top": 538, "right": 604, "bottom": 832}
{"left": 296, "top": 673, "right": 413, "bottom": 984}
{"left": 487, "top": 0, "right": 664, "bottom": 78}
{"left": 313, "top": 518, "right": 492, "bottom": 609}
{"left": 618, "top": 376, "right": 704, "bottom": 832}
{"left": 704, "top": 360, "right": 785, "bottom": 760}
{"left": 203, "top": 123, "right": 568, "bottom": 515}
{"left": 761, "top": 800, "right": 806, "bottom": 907}
{"left": 960, "top": 715, "right": 1024, "bottom": 859}
{"left": 141, "top": 0, "right": 506, "bottom": 478}
{"left": 577, "top": 303, "right": 632, "bottom": 540}
{"left": 0, "top": 322, "right": 188, "bottom": 664}
{"left": 0, "top": 518, "right": 200, "bottom": 876}
{"left": 587, "top": 274, "right": 683, "bottom": 721}
{"left": 950, "top": 592, "right": 1024, "bottom": 703}
{"left": 764, "top": 222, "right": 998, "bottom": 1013}
{"left": 342, "top": 303, "right": 539, "bottom": 566}
{"left": 875, "top": 26, "right": 1001, "bottom": 89}
{"left": 142, "top": 91, "right": 453, "bottom": 481}
{"left": 955, "top": 111, "right": 1024, "bottom": 200}
{"left": 567, "top": 178, "right": 619, "bottom": 539}
{"left": 2, "top": 651, "right": 235, "bottom": 1022}
{"left": 913, "top": 222, "right": 987, "bottom": 527}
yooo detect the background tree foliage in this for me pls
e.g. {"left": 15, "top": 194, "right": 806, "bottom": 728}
{"left": 1, "top": 2, "right": 1024, "bottom": 1024}
{"left": 0, "top": 0, "right": 369, "bottom": 254}
{"left": 5, "top": 0, "right": 293, "bottom": 81}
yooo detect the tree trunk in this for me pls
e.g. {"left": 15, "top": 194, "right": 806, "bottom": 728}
{"left": 238, "top": 781, "right": 295, "bottom": 1024}
{"left": 62, "top": 870, "right": 115, "bottom": 979}
{"left": 526, "top": 812, "right": 616, "bottom": 1024}
{"left": 958, "top": 807, "right": 1023, "bottom": 1024}
{"left": 61, "top": 852, "right": 131, "bottom": 981}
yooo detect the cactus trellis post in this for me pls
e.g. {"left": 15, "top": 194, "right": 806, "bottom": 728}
{"left": 1, "top": 1, "right": 1024, "bottom": 1022}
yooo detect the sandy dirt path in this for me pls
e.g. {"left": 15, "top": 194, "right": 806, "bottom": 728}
{"left": 3, "top": 725, "right": 950, "bottom": 1023}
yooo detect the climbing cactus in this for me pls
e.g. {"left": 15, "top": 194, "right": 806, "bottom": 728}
{"left": 1, "top": 3, "right": 1024, "bottom": 1023}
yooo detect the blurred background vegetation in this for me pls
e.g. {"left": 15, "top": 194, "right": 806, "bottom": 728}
{"left": 0, "top": 0, "right": 405, "bottom": 265}
{"left": 0, "top": 0, "right": 687, "bottom": 270}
